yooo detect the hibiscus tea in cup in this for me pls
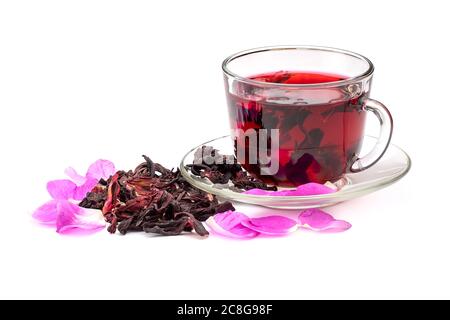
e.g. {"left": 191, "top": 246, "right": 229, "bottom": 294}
{"left": 226, "top": 71, "right": 367, "bottom": 186}
{"left": 223, "top": 47, "right": 393, "bottom": 187}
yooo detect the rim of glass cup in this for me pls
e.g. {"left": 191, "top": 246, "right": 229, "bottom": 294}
{"left": 222, "top": 45, "right": 375, "bottom": 89}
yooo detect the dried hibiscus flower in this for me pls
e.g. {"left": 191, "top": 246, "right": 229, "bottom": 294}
{"left": 187, "top": 146, "right": 277, "bottom": 191}
{"left": 80, "top": 155, "right": 235, "bottom": 237}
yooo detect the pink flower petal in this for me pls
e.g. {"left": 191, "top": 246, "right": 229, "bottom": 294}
{"left": 244, "top": 183, "right": 335, "bottom": 196}
{"left": 298, "top": 209, "right": 351, "bottom": 232}
{"left": 65, "top": 160, "right": 115, "bottom": 200}
{"left": 214, "top": 210, "right": 248, "bottom": 228}
{"left": 206, "top": 211, "right": 259, "bottom": 238}
{"left": 32, "top": 200, "right": 58, "bottom": 224}
{"left": 46, "top": 179, "right": 77, "bottom": 200}
{"left": 244, "top": 189, "right": 278, "bottom": 196}
{"left": 73, "top": 177, "right": 98, "bottom": 201}
{"left": 243, "top": 189, "right": 294, "bottom": 196}
{"left": 241, "top": 215, "right": 298, "bottom": 235}
{"left": 56, "top": 200, "right": 105, "bottom": 234}
{"left": 294, "top": 183, "right": 336, "bottom": 195}
{"left": 86, "top": 159, "right": 115, "bottom": 180}
{"left": 64, "top": 167, "right": 87, "bottom": 185}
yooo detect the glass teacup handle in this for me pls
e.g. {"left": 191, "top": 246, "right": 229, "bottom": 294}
{"left": 351, "top": 98, "right": 393, "bottom": 172}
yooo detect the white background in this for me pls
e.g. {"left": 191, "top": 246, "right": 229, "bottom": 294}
{"left": 1, "top": 0, "right": 449, "bottom": 300}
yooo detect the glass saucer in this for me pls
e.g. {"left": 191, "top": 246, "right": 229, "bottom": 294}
{"left": 179, "top": 135, "right": 411, "bottom": 209}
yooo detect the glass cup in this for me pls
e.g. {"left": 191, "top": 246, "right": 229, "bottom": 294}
{"left": 222, "top": 46, "right": 393, "bottom": 187}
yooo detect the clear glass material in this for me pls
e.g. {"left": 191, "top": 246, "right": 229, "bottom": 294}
{"left": 222, "top": 46, "right": 393, "bottom": 186}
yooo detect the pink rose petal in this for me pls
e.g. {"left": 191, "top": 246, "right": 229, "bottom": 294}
{"left": 56, "top": 200, "right": 105, "bottom": 234}
{"left": 34, "top": 159, "right": 115, "bottom": 236}
{"left": 46, "top": 179, "right": 77, "bottom": 200}
{"left": 65, "top": 160, "right": 115, "bottom": 200}
{"left": 241, "top": 215, "right": 298, "bottom": 235}
{"left": 322, "top": 220, "right": 352, "bottom": 232}
{"left": 244, "top": 189, "right": 276, "bottom": 196}
{"left": 244, "top": 183, "right": 336, "bottom": 196}
{"left": 206, "top": 211, "right": 259, "bottom": 238}
{"left": 294, "top": 183, "right": 336, "bottom": 196}
{"left": 86, "top": 159, "right": 115, "bottom": 180}
{"left": 33, "top": 200, "right": 58, "bottom": 224}
{"left": 244, "top": 189, "right": 290, "bottom": 196}
{"left": 64, "top": 167, "right": 87, "bottom": 185}
{"left": 298, "top": 209, "right": 351, "bottom": 232}
{"left": 214, "top": 210, "right": 248, "bottom": 228}
{"left": 65, "top": 160, "right": 115, "bottom": 188}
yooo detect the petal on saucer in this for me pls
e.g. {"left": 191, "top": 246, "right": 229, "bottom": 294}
{"left": 243, "top": 188, "right": 276, "bottom": 196}
{"left": 243, "top": 189, "right": 291, "bottom": 196}
{"left": 294, "top": 183, "right": 336, "bottom": 195}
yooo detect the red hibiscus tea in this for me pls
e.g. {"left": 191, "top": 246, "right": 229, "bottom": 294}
{"left": 226, "top": 71, "right": 368, "bottom": 187}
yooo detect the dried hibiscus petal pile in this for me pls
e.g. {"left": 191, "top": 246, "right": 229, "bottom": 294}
{"left": 79, "top": 155, "right": 235, "bottom": 237}
{"left": 187, "top": 146, "right": 277, "bottom": 191}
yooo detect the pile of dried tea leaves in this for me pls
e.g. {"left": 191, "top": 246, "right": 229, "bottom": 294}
{"left": 80, "top": 155, "right": 235, "bottom": 237}
{"left": 187, "top": 146, "right": 277, "bottom": 191}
